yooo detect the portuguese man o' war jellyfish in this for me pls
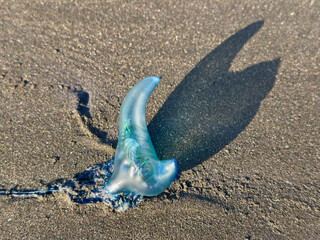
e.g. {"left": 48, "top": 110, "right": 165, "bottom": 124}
{"left": 0, "top": 76, "right": 178, "bottom": 211}
{"left": 104, "top": 76, "right": 178, "bottom": 196}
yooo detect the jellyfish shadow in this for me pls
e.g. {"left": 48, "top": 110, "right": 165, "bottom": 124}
{"left": 149, "top": 21, "right": 281, "bottom": 172}
{"left": 0, "top": 21, "right": 281, "bottom": 210}
{"left": 47, "top": 21, "right": 281, "bottom": 207}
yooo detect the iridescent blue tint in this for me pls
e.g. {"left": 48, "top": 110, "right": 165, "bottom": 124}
{"left": 104, "top": 76, "right": 178, "bottom": 196}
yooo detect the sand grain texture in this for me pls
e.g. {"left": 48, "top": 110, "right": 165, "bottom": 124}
{"left": 0, "top": 0, "right": 319, "bottom": 239}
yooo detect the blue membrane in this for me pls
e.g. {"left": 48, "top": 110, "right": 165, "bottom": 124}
{"left": 104, "top": 76, "right": 178, "bottom": 197}
{"left": 0, "top": 77, "right": 177, "bottom": 211}
{"left": 0, "top": 158, "right": 144, "bottom": 212}
{"left": 74, "top": 158, "right": 144, "bottom": 211}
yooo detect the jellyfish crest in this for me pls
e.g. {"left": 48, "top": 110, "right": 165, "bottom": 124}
{"left": 104, "top": 76, "right": 178, "bottom": 197}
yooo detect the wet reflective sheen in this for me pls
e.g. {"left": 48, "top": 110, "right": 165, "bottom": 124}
{"left": 104, "top": 76, "right": 178, "bottom": 196}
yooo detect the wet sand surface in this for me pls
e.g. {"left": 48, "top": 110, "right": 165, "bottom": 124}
{"left": 0, "top": 0, "right": 319, "bottom": 239}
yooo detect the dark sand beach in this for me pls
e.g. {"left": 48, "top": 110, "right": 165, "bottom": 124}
{"left": 0, "top": 0, "right": 319, "bottom": 239}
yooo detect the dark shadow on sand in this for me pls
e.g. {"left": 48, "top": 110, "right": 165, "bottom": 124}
{"left": 149, "top": 21, "right": 280, "bottom": 172}
{"left": 0, "top": 21, "right": 280, "bottom": 209}
{"left": 73, "top": 89, "right": 117, "bottom": 147}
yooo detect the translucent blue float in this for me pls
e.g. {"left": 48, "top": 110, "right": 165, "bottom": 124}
{"left": 104, "top": 76, "right": 178, "bottom": 196}
{"left": 0, "top": 76, "right": 178, "bottom": 211}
